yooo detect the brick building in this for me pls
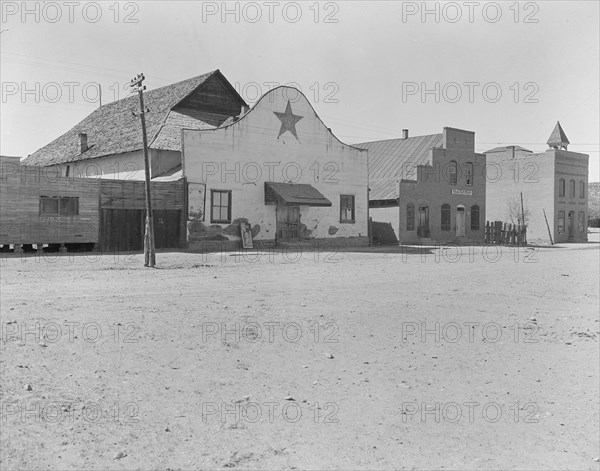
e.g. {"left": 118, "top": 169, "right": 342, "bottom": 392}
{"left": 485, "top": 122, "right": 589, "bottom": 243}
{"left": 356, "top": 127, "right": 486, "bottom": 244}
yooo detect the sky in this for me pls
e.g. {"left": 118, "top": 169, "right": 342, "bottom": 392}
{"left": 1, "top": 1, "right": 599, "bottom": 179}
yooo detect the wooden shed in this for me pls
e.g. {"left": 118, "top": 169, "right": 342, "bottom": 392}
{"left": 99, "top": 179, "right": 186, "bottom": 251}
{"left": 0, "top": 160, "right": 186, "bottom": 252}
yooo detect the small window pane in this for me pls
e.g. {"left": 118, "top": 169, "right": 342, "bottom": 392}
{"left": 340, "top": 195, "right": 355, "bottom": 222}
{"left": 559, "top": 179, "right": 565, "bottom": 197}
{"left": 569, "top": 180, "right": 576, "bottom": 198}
{"left": 211, "top": 190, "right": 231, "bottom": 222}
{"left": 449, "top": 161, "right": 457, "bottom": 184}
{"left": 579, "top": 181, "right": 585, "bottom": 199}
{"left": 41, "top": 197, "right": 59, "bottom": 215}
{"left": 465, "top": 163, "right": 473, "bottom": 186}
{"left": 60, "top": 197, "right": 79, "bottom": 216}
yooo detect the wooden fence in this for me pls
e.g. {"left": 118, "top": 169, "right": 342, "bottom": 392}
{"left": 485, "top": 221, "right": 527, "bottom": 245}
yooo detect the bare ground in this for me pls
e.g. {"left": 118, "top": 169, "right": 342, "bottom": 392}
{"left": 1, "top": 236, "right": 599, "bottom": 470}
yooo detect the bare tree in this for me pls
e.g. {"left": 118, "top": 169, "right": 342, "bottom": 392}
{"left": 506, "top": 195, "right": 530, "bottom": 226}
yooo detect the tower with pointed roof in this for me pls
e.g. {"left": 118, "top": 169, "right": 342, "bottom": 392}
{"left": 485, "top": 122, "right": 588, "bottom": 244}
{"left": 547, "top": 121, "right": 570, "bottom": 150}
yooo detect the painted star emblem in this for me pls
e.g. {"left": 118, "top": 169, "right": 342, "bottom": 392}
{"left": 274, "top": 101, "right": 303, "bottom": 140}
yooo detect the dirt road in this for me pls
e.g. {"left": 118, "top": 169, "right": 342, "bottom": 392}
{"left": 1, "top": 240, "right": 599, "bottom": 470}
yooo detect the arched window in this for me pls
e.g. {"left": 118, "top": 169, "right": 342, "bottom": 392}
{"left": 579, "top": 181, "right": 585, "bottom": 199}
{"left": 557, "top": 211, "right": 565, "bottom": 233}
{"left": 406, "top": 203, "right": 415, "bottom": 231}
{"left": 441, "top": 204, "right": 451, "bottom": 231}
{"left": 465, "top": 162, "right": 473, "bottom": 186}
{"left": 471, "top": 205, "right": 480, "bottom": 230}
{"left": 569, "top": 179, "right": 576, "bottom": 198}
{"left": 578, "top": 212, "right": 586, "bottom": 232}
{"left": 558, "top": 178, "right": 565, "bottom": 197}
{"left": 448, "top": 161, "right": 457, "bottom": 185}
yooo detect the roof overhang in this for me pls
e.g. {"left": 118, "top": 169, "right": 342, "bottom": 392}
{"left": 264, "top": 182, "right": 332, "bottom": 207}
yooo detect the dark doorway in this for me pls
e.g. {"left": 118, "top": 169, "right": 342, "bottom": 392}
{"left": 568, "top": 211, "right": 575, "bottom": 241}
{"left": 276, "top": 205, "right": 300, "bottom": 241}
{"left": 100, "top": 209, "right": 181, "bottom": 252}
{"left": 417, "top": 205, "right": 430, "bottom": 238}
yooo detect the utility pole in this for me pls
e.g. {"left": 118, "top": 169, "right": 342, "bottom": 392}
{"left": 130, "top": 73, "right": 155, "bottom": 267}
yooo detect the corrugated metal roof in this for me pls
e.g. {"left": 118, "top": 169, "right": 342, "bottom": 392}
{"left": 354, "top": 134, "right": 443, "bottom": 201}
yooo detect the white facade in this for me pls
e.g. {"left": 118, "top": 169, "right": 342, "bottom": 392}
{"left": 182, "top": 86, "right": 369, "bottom": 248}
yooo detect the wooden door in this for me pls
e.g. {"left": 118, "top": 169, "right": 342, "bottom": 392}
{"left": 153, "top": 210, "right": 181, "bottom": 249}
{"left": 568, "top": 211, "right": 575, "bottom": 240}
{"left": 456, "top": 206, "right": 466, "bottom": 237}
{"left": 276, "top": 206, "right": 300, "bottom": 241}
{"left": 100, "top": 209, "right": 144, "bottom": 252}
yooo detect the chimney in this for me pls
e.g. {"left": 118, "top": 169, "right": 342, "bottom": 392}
{"left": 402, "top": 129, "right": 409, "bottom": 139}
{"left": 78, "top": 133, "right": 88, "bottom": 153}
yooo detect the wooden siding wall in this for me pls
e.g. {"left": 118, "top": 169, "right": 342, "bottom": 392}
{"left": 99, "top": 180, "right": 185, "bottom": 210}
{"left": 0, "top": 166, "right": 100, "bottom": 244}
{"left": 99, "top": 179, "right": 187, "bottom": 247}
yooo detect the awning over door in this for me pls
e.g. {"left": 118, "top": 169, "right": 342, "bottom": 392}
{"left": 264, "top": 182, "right": 332, "bottom": 207}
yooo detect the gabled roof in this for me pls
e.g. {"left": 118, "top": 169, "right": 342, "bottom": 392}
{"left": 547, "top": 121, "right": 570, "bottom": 148}
{"left": 484, "top": 145, "right": 532, "bottom": 154}
{"left": 354, "top": 134, "right": 443, "bottom": 201}
{"left": 23, "top": 70, "right": 246, "bottom": 166}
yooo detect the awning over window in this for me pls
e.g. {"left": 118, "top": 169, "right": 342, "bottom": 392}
{"left": 264, "top": 182, "right": 332, "bottom": 207}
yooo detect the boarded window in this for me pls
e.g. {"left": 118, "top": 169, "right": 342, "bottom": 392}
{"left": 569, "top": 179, "right": 576, "bottom": 198}
{"left": 448, "top": 161, "right": 457, "bottom": 185}
{"left": 441, "top": 204, "right": 451, "bottom": 231}
{"left": 579, "top": 181, "right": 585, "bottom": 199}
{"left": 465, "top": 162, "right": 473, "bottom": 186}
{"left": 558, "top": 211, "right": 565, "bottom": 233}
{"left": 40, "top": 196, "right": 79, "bottom": 216}
{"left": 340, "top": 195, "right": 355, "bottom": 222}
{"left": 558, "top": 179, "right": 565, "bottom": 197}
{"left": 406, "top": 203, "right": 415, "bottom": 231}
{"left": 211, "top": 190, "right": 231, "bottom": 223}
{"left": 578, "top": 212, "right": 585, "bottom": 232}
{"left": 471, "top": 205, "right": 480, "bottom": 230}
